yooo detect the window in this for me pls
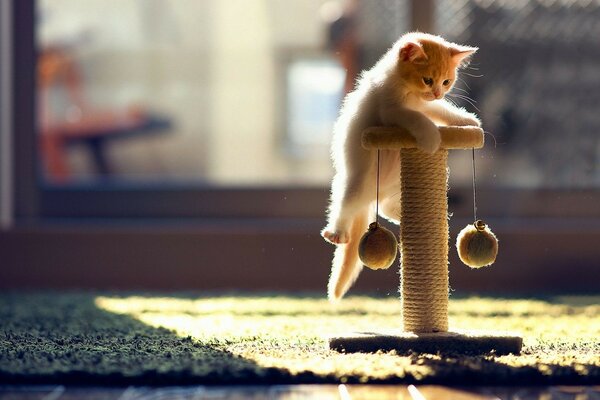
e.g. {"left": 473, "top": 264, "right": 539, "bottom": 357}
{"left": 3, "top": 0, "right": 598, "bottom": 293}
{"left": 35, "top": 0, "right": 346, "bottom": 186}
{"left": 27, "top": 0, "right": 362, "bottom": 219}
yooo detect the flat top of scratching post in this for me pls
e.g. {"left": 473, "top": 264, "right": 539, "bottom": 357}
{"left": 362, "top": 126, "right": 484, "bottom": 150}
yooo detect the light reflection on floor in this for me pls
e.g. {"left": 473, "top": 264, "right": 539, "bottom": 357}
{"left": 1, "top": 384, "right": 600, "bottom": 399}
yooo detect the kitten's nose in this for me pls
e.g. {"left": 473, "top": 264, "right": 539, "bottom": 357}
{"left": 433, "top": 89, "right": 442, "bottom": 98}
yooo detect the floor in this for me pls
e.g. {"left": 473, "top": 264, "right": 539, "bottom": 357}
{"left": 3, "top": 293, "right": 600, "bottom": 386}
{"left": 1, "top": 385, "right": 600, "bottom": 399}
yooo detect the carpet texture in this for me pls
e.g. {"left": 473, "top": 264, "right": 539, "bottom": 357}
{"left": 0, "top": 293, "right": 598, "bottom": 385}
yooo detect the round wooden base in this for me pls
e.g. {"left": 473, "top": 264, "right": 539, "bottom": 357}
{"left": 329, "top": 330, "right": 522, "bottom": 355}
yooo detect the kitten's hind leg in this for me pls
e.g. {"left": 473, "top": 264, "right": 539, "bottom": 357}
{"left": 328, "top": 210, "right": 369, "bottom": 300}
{"left": 322, "top": 228, "right": 349, "bottom": 245}
{"left": 322, "top": 170, "right": 375, "bottom": 244}
{"left": 379, "top": 196, "right": 401, "bottom": 225}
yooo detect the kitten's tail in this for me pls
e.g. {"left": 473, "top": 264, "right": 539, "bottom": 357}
{"left": 327, "top": 211, "right": 368, "bottom": 301}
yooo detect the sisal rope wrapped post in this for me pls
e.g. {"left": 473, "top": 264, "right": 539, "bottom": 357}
{"left": 399, "top": 148, "right": 449, "bottom": 332}
{"left": 363, "top": 126, "right": 484, "bottom": 334}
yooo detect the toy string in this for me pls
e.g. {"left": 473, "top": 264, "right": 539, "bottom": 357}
{"left": 375, "top": 149, "right": 380, "bottom": 225}
{"left": 471, "top": 147, "right": 478, "bottom": 222}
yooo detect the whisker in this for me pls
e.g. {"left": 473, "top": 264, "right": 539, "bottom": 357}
{"left": 456, "top": 77, "right": 472, "bottom": 90}
{"left": 451, "top": 93, "right": 477, "bottom": 103}
{"left": 454, "top": 96, "right": 480, "bottom": 111}
{"left": 483, "top": 130, "right": 499, "bottom": 148}
{"left": 448, "top": 93, "right": 480, "bottom": 111}
{"left": 446, "top": 97, "right": 459, "bottom": 108}
{"left": 461, "top": 72, "right": 484, "bottom": 78}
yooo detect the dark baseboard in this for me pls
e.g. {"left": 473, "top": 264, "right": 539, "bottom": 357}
{"left": 1, "top": 218, "right": 598, "bottom": 294}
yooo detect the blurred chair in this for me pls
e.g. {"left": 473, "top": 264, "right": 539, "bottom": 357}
{"left": 38, "top": 46, "right": 171, "bottom": 182}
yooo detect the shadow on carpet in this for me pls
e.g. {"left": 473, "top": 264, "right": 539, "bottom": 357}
{"left": 0, "top": 293, "right": 598, "bottom": 385}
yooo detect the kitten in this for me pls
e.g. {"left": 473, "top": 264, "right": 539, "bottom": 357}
{"left": 322, "top": 32, "right": 480, "bottom": 301}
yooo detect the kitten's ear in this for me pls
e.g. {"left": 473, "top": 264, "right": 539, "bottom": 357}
{"left": 450, "top": 45, "right": 477, "bottom": 65}
{"left": 399, "top": 42, "right": 428, "bottom": 64}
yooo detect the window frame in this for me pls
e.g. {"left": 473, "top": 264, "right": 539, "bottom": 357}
{"left": 0, "top": 0, "right": 14, "bottom": 228}
{"left": 12, "top": 0, "right": 38, "bottom": 223}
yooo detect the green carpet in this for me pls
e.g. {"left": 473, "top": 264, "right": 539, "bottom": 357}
{"left": 0, "top": 293, "right": 598, "bottom": 385}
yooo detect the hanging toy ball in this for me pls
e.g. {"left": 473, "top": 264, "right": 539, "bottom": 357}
{"left": 358, "top": 222, "right": 398, "bottom": 270}
{"left": 456, "top": 220, "right": 498, "bottom": 268}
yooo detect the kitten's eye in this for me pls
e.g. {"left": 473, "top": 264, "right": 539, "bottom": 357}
{"left": 443, "top": 79, "right": 451, "bottom": 86}
{"left": 423, "top": 77, "right": 433, "bottom": 86}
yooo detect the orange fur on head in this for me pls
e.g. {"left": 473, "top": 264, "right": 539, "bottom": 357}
{"left": 397, "top": 33, "right": 477, "bottom": 101}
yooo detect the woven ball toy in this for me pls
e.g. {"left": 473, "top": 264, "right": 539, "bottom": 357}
{"left": 358, "top": 222, "right": 398, "bottom": 270}
{"left": 456, "top": 220, "right": 498, "bottom": 268}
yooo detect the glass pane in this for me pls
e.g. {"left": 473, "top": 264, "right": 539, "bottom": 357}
{"left": 36, "top": 0, "right": 363, "bottom": 186}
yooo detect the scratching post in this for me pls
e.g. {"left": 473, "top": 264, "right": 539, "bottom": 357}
{"left": 329, "top": 126, "right": 522, "bottom": 355}
{"left": 400, "top": 148, "right": 449, "bottom": 333}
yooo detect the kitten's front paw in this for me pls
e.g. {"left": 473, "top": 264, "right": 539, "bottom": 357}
{"left": 416, "top": 129, "right": 441, "bottom": 154}
{"left": 321, "top": 228, "right": 349, "bottom": 244}
{"left": 453, "top": 115, "right": 481, "bottom": 127}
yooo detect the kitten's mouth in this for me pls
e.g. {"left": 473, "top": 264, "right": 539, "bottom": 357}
{"left": 423, "top": 92, "right": 443, "bottom": 101}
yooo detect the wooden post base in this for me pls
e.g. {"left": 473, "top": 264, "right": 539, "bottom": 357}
{"left": 329, "top": 330, "right": 522, "bottom": 355}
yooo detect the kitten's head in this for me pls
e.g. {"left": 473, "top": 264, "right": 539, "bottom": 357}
{"left": 397, "top": 33, "right": 476, "bottom": 101}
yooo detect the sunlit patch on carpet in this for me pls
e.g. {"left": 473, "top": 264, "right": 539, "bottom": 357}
{"left": 0, "top": 293, "right": 598, "bottom": 384}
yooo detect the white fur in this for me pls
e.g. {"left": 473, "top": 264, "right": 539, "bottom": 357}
{"left": 322, "top": 33, "right": 480, "bottom": 301}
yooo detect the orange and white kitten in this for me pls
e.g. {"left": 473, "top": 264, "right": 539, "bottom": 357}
{"left": 322, "top": 32, "right": 481, "bottom": 301}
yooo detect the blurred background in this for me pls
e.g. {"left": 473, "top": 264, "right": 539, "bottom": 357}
{"left": 0, "top": 0, "right": 598, "bottom": 294}
{"left": 33, "top": 0, "right": 600, "bottom": 188}
{"left": 36, "top": 0, "right": 339, "bottom": 185}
